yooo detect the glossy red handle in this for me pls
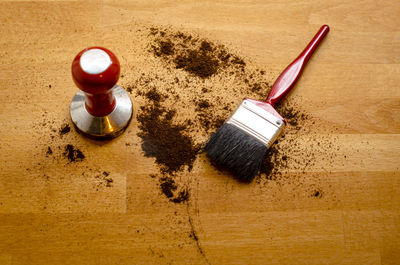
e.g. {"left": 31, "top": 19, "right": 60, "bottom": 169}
{"left": 72, "top": 47, "right": 120, "bottom": 117}
{"left": 266, "top": 25, "right": 329, "bottom": 106}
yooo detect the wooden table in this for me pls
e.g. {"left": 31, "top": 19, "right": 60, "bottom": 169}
{"left": 0, "top": 1, "right": 399, "bottom": 264}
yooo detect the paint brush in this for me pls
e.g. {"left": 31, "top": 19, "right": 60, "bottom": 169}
{"left": 204, "top": 25, "right": 330, "bottom": 181}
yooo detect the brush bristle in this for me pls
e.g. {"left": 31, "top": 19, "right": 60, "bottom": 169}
{"left": 204, "top": 123, "right": 267, "bottom": 182}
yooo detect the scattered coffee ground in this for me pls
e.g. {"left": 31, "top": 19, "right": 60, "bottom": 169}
{"left": 151, "top": 32, "right": 245, "bottom": 78}
{"left": 64, "top": 144, "right": 85, "bottom": 162}
{"left": 139, "top": 28, "right": 280, "bottom": 191}
{"left": 94, "top": 171, "right": 114, "bottom": 188}
{"left": 125, "top": 85, "right": 134, "bottom": 93}
{"left": 195, "top": 99, "right": 211, "bottom": 111}
{"left": 251, "top": 83, "right": 263, "bottom": 93}
{"left": 105, "top": 178, "right": 113, "bottom": 187}
{"left": 135, "top": 83, "right": 197, "bottom": 202}
{"left": 171, "top": 189, "right": 190, "bottom": 203}
{"left": 230, "top": 56, "right": 246, "bottom": 66}
{"left": 195, "top": 99, "right": 217, "bottom": 132}
{"left": 276, "top": 103, "right": 308, "bottom": 129}
{"left": 313, "top": 190, "right": 323, "bottom": 198}
{"left": 160, "top": 176, "right": 177, "bottom": 198}
{"left": 144, "top": 87, "right": 166, "bottom": 103}
{"left": 59, "top": 124, "right": 71, "bottom": 136}
{"left": 260, "top": 145, "right": 280, "bottom": 180}
{"left": 174, "top": 49, "right": 220, "bottom": 78}
{"left": 192, "top": 98, "right": 227, "bottom": 133}
{"left": 46, "top": 146, "right": 53, "bottom": 156}
{"left": 159, "top": 175, "right": 189, "bottom": 203}
{"left": 34, "top": 116, "right": 117, "bottom": 191}
{"left": 153, "top": 40, "right": 175, "bottom": 56}
{"left": 196, "top": 113, "right": 225, "bottom": 133}
{"left": 128, "top": 26, "right": 337, "bottom": 201}
{"left": 137, "top": 103, "right": 199, "bottom": 173}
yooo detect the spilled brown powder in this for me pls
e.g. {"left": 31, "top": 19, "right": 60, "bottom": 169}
{"left": 94, "top": 171, "right": 114, "bottom": 188}
{"left": 35, "top": 118, "right": 117, "bottom": 189}
{"left": 137, "top": 86, "right": 199, "bottom": 174}
{"left": 136, "top": 86, "right": 196, "bottom": 203}
{"left": 59, "top": 124, "right": 71, "bottom": 136}
{"left": 160, "top": 176, "right": 177, "bottom": 198}
{"left": 195, "top": 99, "right": 211, "bottom": 110}
{"left": 137, "top": 28, "right": 278, "bottom": 199}
{"left": 63, "top": 144, "right": 85, "bottom": 162}
{"left": 277, "top": 103, "right": 308, "bottom": 129}
{"left": 46, "top": 146, "right": 53, "bottom": 156}
{"left": 137, "top": 104, "right": 199, "bottom": 174}
{"left": 171, "top": 189, "right": 190, "bottom": 203}
{"left": 313, "top": 190, "right": 323, "bottom": 198}
{"left": 174, "top": 49, "right": 220, "bottom": 78}
{"left": 128, "top": 26, "right": 337, "bottom": 202}
{"left": 157, "top": 40, "right": 175, "bottom": 56}
{"left": 151, "top": 31, "right": 245, "bottom": 78}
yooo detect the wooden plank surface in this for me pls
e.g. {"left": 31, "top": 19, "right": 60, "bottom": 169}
{"left": 0, "top": 0, "right": 399, "bottom": 264}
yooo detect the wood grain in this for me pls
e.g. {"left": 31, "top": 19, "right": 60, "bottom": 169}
{"left": 0, "top": 0, "right": 399, "bottom": 264}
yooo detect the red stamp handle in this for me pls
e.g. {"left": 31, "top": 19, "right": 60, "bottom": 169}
{"left": 71, "top": 47, "right": 120, "bottom": 116}
{"left": 266, "top": 25, "right": 329, "bottom": 106}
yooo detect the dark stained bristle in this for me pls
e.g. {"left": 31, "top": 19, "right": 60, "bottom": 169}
{"left": 204, "top": 123, "right": 267, "bottom": 182}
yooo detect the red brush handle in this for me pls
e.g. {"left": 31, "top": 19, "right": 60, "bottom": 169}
{"left": 266, "top": 25, "right": 329, "bottom": 106}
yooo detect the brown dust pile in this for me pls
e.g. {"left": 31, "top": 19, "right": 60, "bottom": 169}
{"left": 128, "top": 27, "right": 328, "bottom": 202}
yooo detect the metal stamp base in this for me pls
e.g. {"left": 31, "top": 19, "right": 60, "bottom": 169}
{"left": 70, "top": 85, "right": 133, "bottom": 140}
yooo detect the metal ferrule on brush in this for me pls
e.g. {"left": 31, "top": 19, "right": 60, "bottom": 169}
{"left": 226, "top": 99, "right": 285, "bottom": 148}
